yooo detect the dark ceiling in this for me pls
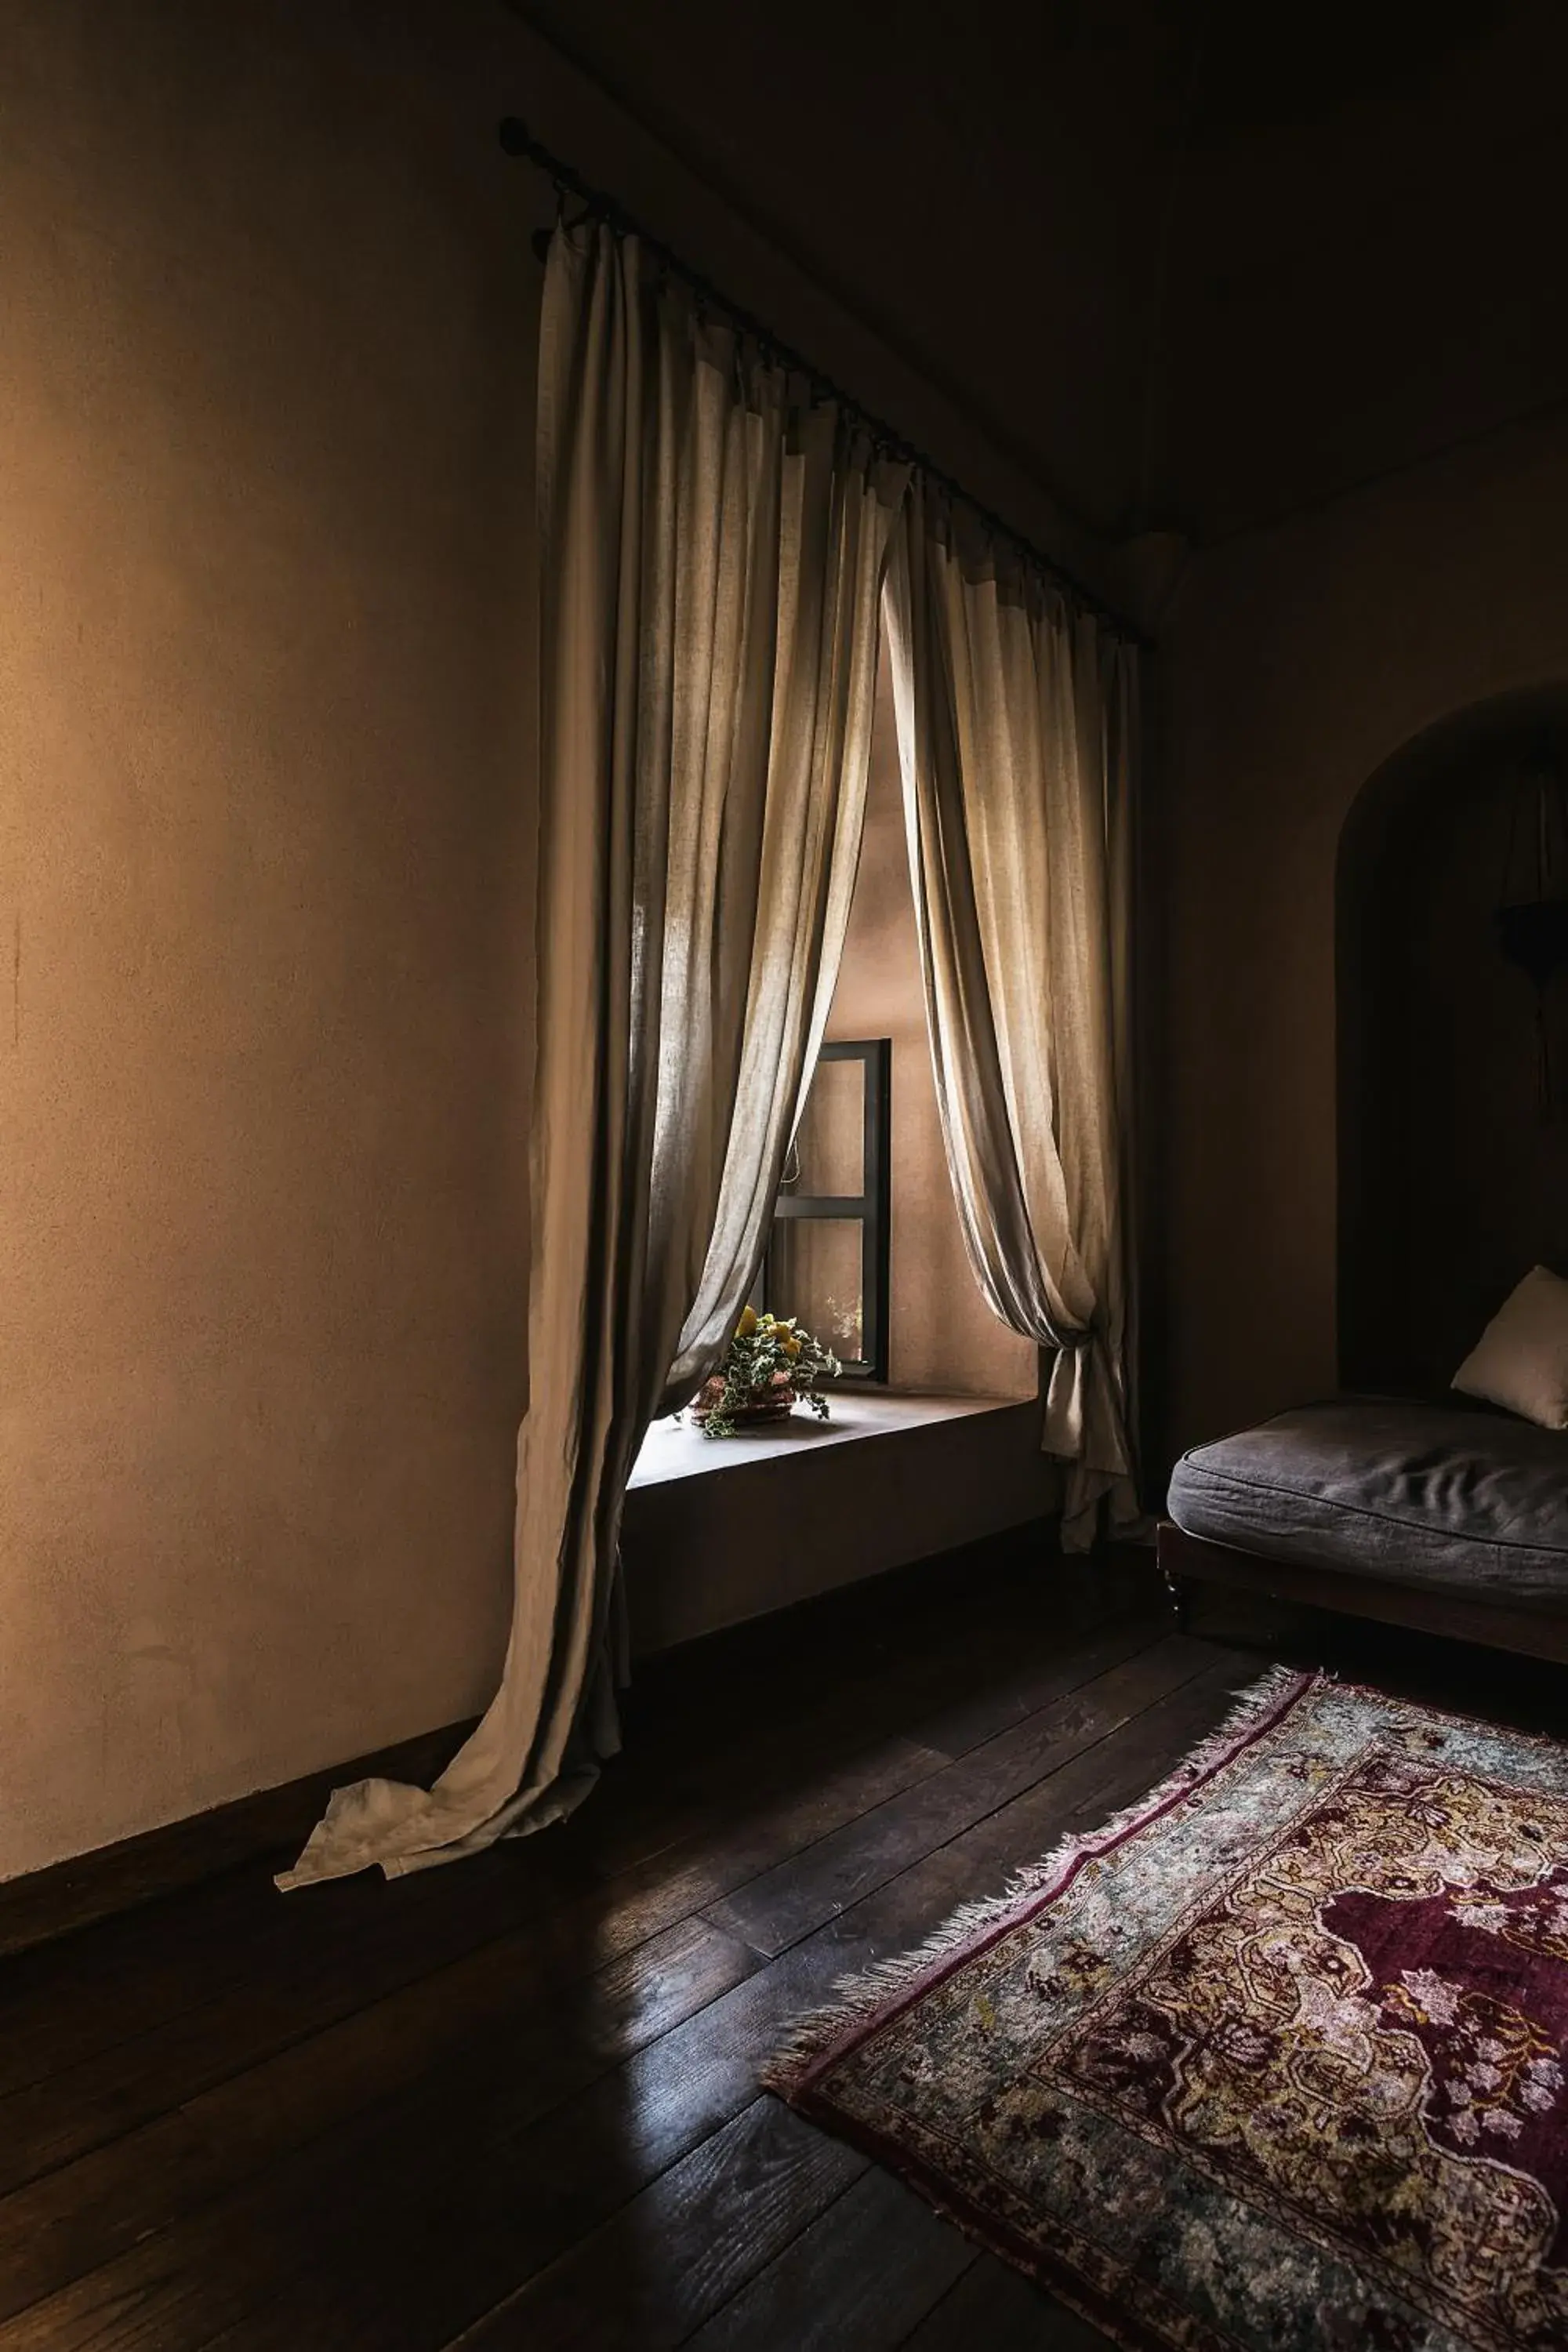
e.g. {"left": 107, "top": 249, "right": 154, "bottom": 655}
{"left": 509, "top": 0, "right": 1568, "bottom": 546}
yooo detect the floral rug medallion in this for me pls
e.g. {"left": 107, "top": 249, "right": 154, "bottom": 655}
{"left": 764, "top": 1671, "right": 1568, "bottom": 2351}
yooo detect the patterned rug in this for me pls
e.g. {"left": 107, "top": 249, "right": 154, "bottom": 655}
{"left": 764, "top": 1668, "right": 1568, "bottom": 2352}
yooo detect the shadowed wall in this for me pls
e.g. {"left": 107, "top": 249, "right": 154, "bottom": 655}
{"left": 1338, "top": 692, "right": 1568, "bottom": 1396}
{"left": 1158, "top": 407, "right": 1568, "bottom": 1471}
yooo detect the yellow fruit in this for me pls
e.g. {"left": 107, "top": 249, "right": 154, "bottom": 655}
{"left": 783, "top": 1335, "right": 801, "bottom": 1358}
{"left": 736, "top": 1305, "right": 758, "bottom": 1338}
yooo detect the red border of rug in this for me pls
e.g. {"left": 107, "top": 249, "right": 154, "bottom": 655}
{"left": 785, "top": 1665, "right": 1317, "bottom": 2101}
{"left": 782, "top": 2086, "right": 1199, "bottom": 2351}
{"left": 768, "top": 1666, "right": 1568, "bottom": 2347}
{"left": 766, "top": 1666, "right": 1327, "bottom": 2352}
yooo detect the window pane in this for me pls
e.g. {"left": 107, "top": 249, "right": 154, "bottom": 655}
{"left": 790, "top": 1056, "right": 864, "bottom": 1196}
{"left": 768, "top": 1218, "right": 864, "bottom": 1363}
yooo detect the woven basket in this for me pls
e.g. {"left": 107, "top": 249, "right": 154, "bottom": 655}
{"left": 689, "top": 1373, "right": 798, "bottom": 1427}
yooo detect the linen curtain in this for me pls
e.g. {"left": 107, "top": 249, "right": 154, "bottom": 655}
{"left": 281, "top": 221, "right": 900, "bottom": 1888}
{"left": 883, "top": 487, "right": 1139, "bottom": 1549}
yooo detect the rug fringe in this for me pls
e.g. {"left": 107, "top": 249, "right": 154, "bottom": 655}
{"left": 761, "top": 1661, "right": 1318, "bottom": 2100}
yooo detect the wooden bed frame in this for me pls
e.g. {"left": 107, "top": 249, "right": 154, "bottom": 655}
{"left": 1157, "top": 1520, "right": 1568, "bottom": 1670}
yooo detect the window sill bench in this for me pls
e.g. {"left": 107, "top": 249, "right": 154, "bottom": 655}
{"left": 622, "top": 1388, "right": 1057, "bottom": 1653}
{"left": 629, "top": 1388, "right": 1020, "bottom": 1488}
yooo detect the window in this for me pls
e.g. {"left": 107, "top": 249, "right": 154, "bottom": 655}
{"left": 759, "top": 1040, "right": 891, "bottom": 1381}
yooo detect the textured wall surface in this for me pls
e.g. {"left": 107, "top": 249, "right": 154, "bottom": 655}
{"left": 0, "top": 0, "right": 1102, "bottom": 1881}
{"left": 0, "top": 0, "right": 549, "bottom": 1879}
{"left": 1158, "top": 408, "right": 1568, "bottom": 1468}
{"left": 1338, "top": 691, "right": 1568, "bottom": 1396}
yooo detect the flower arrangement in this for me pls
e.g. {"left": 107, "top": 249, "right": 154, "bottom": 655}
{"left": 690, "top": 1305, "right": 840, "bottom": 1439}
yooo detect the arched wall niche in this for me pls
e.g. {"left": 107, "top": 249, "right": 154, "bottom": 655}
{"left": 1337, "top": 683, "right": 1568, "bottom": 1396}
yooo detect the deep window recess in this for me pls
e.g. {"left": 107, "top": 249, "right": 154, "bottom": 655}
{"left": 759, "top": 1040, "right": 891, "bottom": 1381}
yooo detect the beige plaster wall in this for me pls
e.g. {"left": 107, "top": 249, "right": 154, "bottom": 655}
{"left": 1158, "top": 407, "right": 1568, "bottom": 1467}
{"left": 0, "top": 0, "right": 1114, "bottom": 1882}
{"left": 827, "top": 669, "right": 1038, "bottom": 1400}
{"left": 0, "top": 0, "right": 554, "bottom": 1882}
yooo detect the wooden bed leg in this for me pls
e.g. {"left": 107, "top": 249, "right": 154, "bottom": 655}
{"left": 1156, "top": 1523, "right": 1202, "bottom": 1632}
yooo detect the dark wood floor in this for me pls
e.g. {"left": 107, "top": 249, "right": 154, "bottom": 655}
{"left": 2, "top": 1534, "right": 1565, "bottom": 2352}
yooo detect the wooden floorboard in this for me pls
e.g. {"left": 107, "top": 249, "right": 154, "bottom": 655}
{"left": 681, "top": 2169, "right": 976, "bottom": 2352}
{"left": 0, "top": 1538, "right": 1073, "bottom": 2107}
{"left": 900, "top": 2253, "right": 1112, "bottom": 2350}
{"left": 0, "top": 1657, "right": 1251, "bottom": 2351}
{"left": 5, "top": 1535, "right": 1548, "bottom": 2350}
{"left": 446, "top": 2097, "right": 869, "bottom": 2351}
{"left": 702, "top": 1635, "right": 1209, "bottom": 1959}
{"left": 0, "top": 1611, "right": 1154, "bottom": 2225}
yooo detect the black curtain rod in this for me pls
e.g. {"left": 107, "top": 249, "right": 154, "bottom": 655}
{"left": 497, "top": 118, "right": 1147, "bottom": 648}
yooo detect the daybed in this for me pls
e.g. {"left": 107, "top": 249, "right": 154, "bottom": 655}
{"left": 1160, "top": 1397, "right": 1568, "bottom": 1667}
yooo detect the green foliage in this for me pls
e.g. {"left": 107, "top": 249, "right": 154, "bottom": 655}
{"left": 696, "top": 1310, "right": 840, "bottom": 1439}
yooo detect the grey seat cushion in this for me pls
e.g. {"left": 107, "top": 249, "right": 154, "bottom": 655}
{"left": 1168, "top": 1399, "right": 1568, "bottom": 1608}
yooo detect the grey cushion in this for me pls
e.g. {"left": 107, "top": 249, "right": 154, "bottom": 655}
{"left": 1168, "top": 1399, "right": 1568, "bottom": 1608}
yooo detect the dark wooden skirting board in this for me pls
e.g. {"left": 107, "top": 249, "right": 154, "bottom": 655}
{"left": 1159, "top": 1519, "right": 1568, "bottom": 1668}
{"left": 0, "top": 1523, "right": 1082, "bottom": 1966}
{"left": 0, "top": 1716, "right": 477, "bottom": 1962}
{"left": 0, "top": 1531, "right": 1557, "bottom": 2349}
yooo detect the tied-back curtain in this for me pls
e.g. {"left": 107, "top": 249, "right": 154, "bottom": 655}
{"left": 883, "top": 487, "right": 1139, "bottom": 1549}
{"left": 280, "top": 221, "right": 901, "bottom": 1889}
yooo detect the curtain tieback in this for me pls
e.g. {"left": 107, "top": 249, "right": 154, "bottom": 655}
{"left": 1048, "top": 1322, "right": 1095, "bottom": 1352}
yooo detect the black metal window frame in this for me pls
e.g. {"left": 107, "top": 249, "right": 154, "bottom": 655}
{"left": 760, "top": 1038, "right": 891, "bottom": 1382}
